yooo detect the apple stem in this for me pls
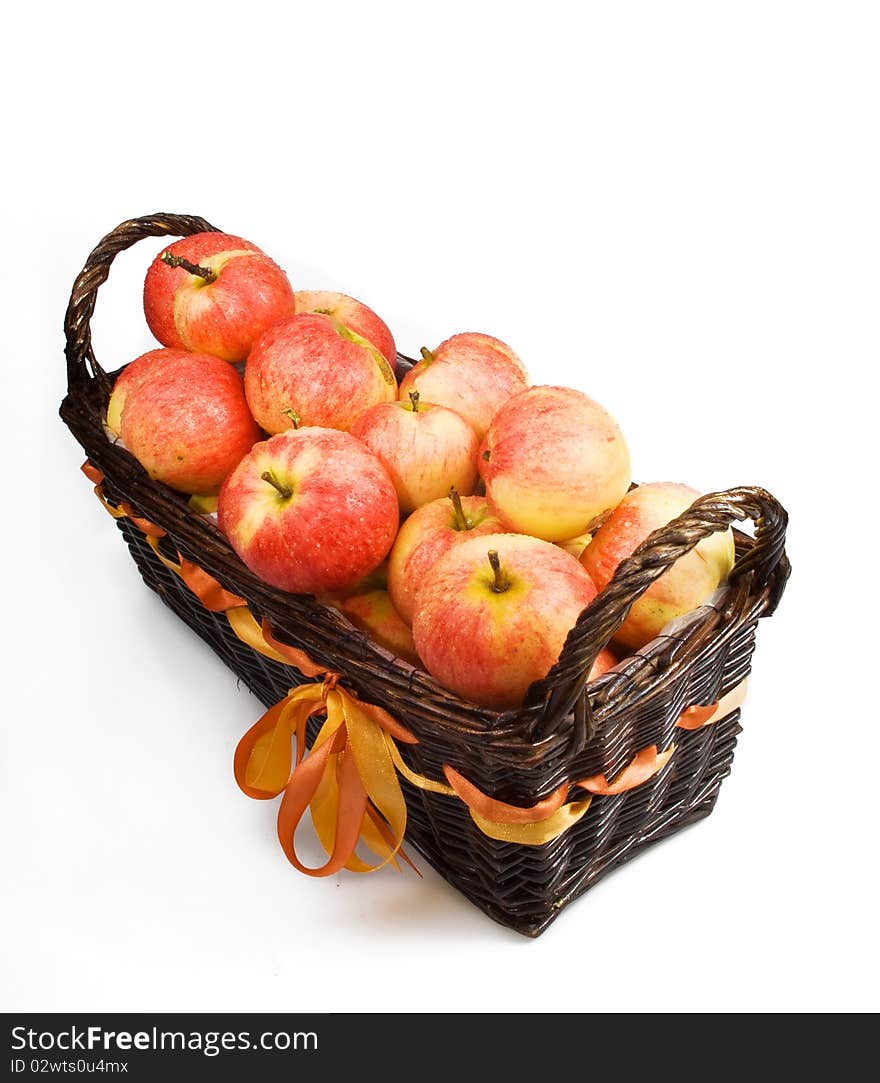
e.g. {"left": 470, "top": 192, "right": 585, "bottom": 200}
{"left": 487, "top": 550, "right": 509, "bottom": 593}
{"left": 419, "top": 346, "right": 435, "bottom": 365}
{"left": 409, "top": 390, "right": 420, "bottom": 412}
{"left": 160, "top": 250, "right": 218, "bottom": 284}
{"left": 448, "top": 486, "right": 471, "bottom": 531}
{"left": 260, "top": 471, "right": 293, "bottom": 499}
{"left": 283, "top": 407, "right": 302, "bottom": 429}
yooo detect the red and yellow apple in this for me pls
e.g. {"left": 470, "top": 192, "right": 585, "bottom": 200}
{"left": 387, "top": 489, "right": 505, "bottom": 625}
{"left": 351, "top": 392, "right": 479, "bottom": 513}
{"left": 590, "top": 647, "right": 619, "bottom": 680}
{"left": 217, "top": 427, "right": 399, "bottom": 594}
{"left": 324, "top": 586, "right": 420, "bottom": 667}
{"left": 318, "top": 564, "right": 420, "bottom": 664}
{"left": 244, "top": 313, "right": 398, "bottom": 434}
{"left": 581, "top": 482, "right": 736, "bottom": 650}
{"left": 106, "top": 347, "right": 188, "bottom": 435}
{"left": 143, "top": 232, "right": 296, "bottom": 362}
{"left": 412, "top": 533, "right": 598, "bottom": 710}
{"left": 398, "top": 332, "right": 528, "bottom": 439}
{"left": 112, "top": 349, "right": 261, "bottom": 494}
{"left": 479, "top": 385, "right": 631, "bottom": 543}
{"left": 295, "top": 290, "right": 396, "bottom": 366}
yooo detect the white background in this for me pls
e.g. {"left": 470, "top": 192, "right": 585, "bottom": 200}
{"left": 2, "top": 2, "right": 877, "bottom": 1013}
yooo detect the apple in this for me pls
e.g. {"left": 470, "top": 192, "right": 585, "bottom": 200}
{"left": 558, "top": 532, "right": 592, "bottom": 560}
{"left": 325, "top": 587, "right": 420, "bottom": 667}
{"left": 350, "top": 391, "right": 479, "bottom": 513}
{"left": 590, "top": 647, "right": 619, "bottom": 680}
{"left": 295, "top": 290, "right": 396, "bottom": 366}
{"left": 143, "top": 232, "right": 296, "bottom": 362}
{"left": 397, "top": 332, "right": 528, "bottom": 439}
{"left": 114, "top": 350, "right": 261, "bottom": 495}
{"left": 479, "top": 385, "right": 631, "bottom": 543}
{"left": 387, "top": 488, "right": 505, "bottom": 625}
{"left": 217, "top": 427, "right": 399, "bottom": 594}
{"left": 580, "top": 482, "right": 736, "bottom": 650}
{"left": 412, "top": 533, "right": 598, "bottom": 710}
{"left": 318, "top": 562, "right": 419, "bottom": 665}
{"left": 188, "top": 493, "right": 219, "bottom": 515}
{"left": 244, "top": 313, "right": 398, "bottom": 434}
{"left": 106, "top": 347, "right": 190, "bottom": 435}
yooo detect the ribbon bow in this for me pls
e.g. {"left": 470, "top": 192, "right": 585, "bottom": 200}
{"left": 234, "top": 677, "right": 421, "bottom": 875}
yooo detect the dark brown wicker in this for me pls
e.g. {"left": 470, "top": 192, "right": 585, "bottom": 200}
{"left": 60, "top": 213, "right": 790, "bottom": 937}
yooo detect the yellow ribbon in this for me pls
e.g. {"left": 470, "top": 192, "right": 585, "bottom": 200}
{"left": 85, "top": 460, "right": 740, "bottom": 864}
{"left": 224, "top": 606, "right": 290, "bottom": 664}
{"left": 468, "top": 796, "right": 595, "bottom": 844}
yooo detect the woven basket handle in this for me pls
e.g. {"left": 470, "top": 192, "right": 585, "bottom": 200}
{"left": 529, "top": 485, "right": 789, "bottom": 740}
{"left": 64, "top": 213, "right": 220, "bottom": 399}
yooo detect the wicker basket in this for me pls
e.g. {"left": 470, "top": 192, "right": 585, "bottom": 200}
{"left": 60, "top": 213, "right": 790, "bottom": 937}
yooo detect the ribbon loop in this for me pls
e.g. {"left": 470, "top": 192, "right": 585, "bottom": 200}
{"left": 677, "top": 681, "right": 747, "bottom": 731}
{"left": 234, "top": 685, "right": 325, "bottom": 799}
{"left": 260, "top": 620, "right": 328, "bottom": 678}
{"left": 577, "top": 744, "right": 675, "bottom": 796}
{"left": 144, "top": 534, "right": 245, "bottom": 611}
{"left": 442, "top": 765, "right": 593, "bottom": 846}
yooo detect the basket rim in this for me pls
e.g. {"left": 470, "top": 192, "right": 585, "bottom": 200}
{"left": 62, "top": 368, "right": 783, "bottom": 752}
{"left": 60, "top": 212, "right": 791, "bottom": 761}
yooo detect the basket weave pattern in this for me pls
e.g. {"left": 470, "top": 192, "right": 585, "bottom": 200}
{"left": 61, "top": 214, "right": 790, "bottom": 936}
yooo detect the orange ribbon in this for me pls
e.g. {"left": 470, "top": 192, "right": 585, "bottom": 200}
{"left": 83, "top": 462, "right": 247, "bottom": 612}
{"left": 83, "top": 459, "right": 745, "bottom": 868}
{"left": 429, "top": 745, "right": 676, "bottom": 843}
{"left": 82, "top": 462, "right": 167, "bottom": 538}
{"left": 440, "top": 766, "right": 594, "bottom": 844}
{"left": 82, "top": 461, "right": 422, "bottom": 871}
{"left": 144, "top": 534, "right": 246, "bottom": 612}
{"left": 676, "top": 681, "right": 747, "bottom": 730}
{"left": 577, "top": 744, "right": 675, "bottom": 796}
{"left": 260, "top": 619, "right": 330, "bottom": 679}
{"left": 81, "top": 461, "right": 104, "bottom": 485}
{"left": 443, "top": 768, "right": 570, "bottom": 823}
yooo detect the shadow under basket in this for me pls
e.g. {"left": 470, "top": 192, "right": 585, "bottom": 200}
{"left": 60, "top": 213, "right": 790, "bottom": 938}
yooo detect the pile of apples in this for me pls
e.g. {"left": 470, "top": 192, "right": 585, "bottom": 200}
{"left": 108, "top": 231, "right": 735, "bottom": 711}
